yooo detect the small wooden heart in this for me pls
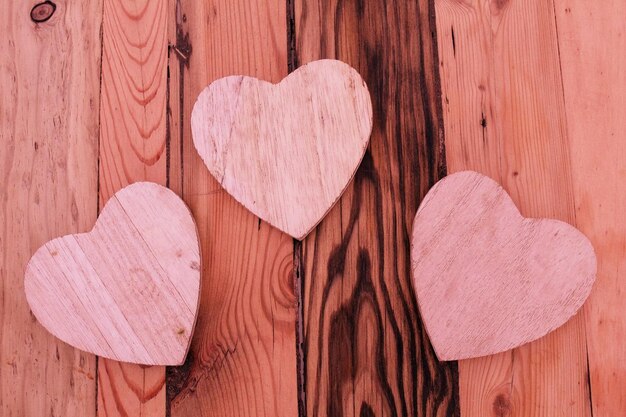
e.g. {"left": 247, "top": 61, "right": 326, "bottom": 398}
{"left": 411, "top": 171, "right": 596, "bottom": 361}
{"left": 191, "top": 59, "right": 373, "bottom": 240}
{"left": 24, "top": 183, "right": 201, "bottom": 365}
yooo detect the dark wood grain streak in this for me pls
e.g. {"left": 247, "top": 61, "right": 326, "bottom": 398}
{"left": 294, "top": 0, "right": 458, "bottom": 416}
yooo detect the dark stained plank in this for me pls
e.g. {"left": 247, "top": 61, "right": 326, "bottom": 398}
{"left": 168, "top": 1, "right": 299, "bottom": 416}
{"left": 0, "top": 1, "right": 102, "bottom": 415}
{"left": 293, "top": 0, "right": 459, "bottom": 415}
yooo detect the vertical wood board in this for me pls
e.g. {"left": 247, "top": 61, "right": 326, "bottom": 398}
{"left": 96, "top": 0, "right": 170, "bottom": 415}
{"left": 0, "top": 1, "right": 102, "bottom": 416}
{"left": 294, "top": 0, "right": 459, "bottom": 416}
{"left": 555, "top": 0, "right": 626, "bottom": 414}
{"left": 435, "top": 0, "right": 591, "bottom": 415}
{"left": 168, "top": 1, "right": 299, "bottom": 417}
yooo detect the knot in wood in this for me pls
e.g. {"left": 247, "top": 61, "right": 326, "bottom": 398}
{"left": 492, "top": 393, "right": 512, "bottom": 417}
{"left": 30, "top": 1, "right": 56, "bottom": 23}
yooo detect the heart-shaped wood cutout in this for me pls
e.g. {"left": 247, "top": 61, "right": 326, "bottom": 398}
{"left": 24, "top": 183, "right": 201, "bottom": 365}
{"left": 191, "top": 59, "right": 373, "bottom": 240}
{"left": 411, "top": 171, "right": 596, "bottom": 361}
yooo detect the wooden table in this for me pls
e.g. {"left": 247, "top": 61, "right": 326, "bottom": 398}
{"left": 1, "top": 0, "right": 623, "bottom": 416}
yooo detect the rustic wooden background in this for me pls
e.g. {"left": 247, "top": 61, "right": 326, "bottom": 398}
{"left": 1, "top": 0, "right": 623, "bottom": 416}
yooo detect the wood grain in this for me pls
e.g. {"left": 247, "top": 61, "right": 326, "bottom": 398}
{"left": 2, "top": 0, "right": 620, "bottom": 415}
{"left": 97, "top": 0, "right": 170, "bottom": 414}
{"left": 98, "top": 0, "right": 169, "bottom": 199}
{"left": 168, "top": 1, "right": 298, "bottom": 416}
{"left": 554, "top": 0, "right": 626, "bottom": 414}
{"left": 435, "top": 0, "right": 592, "bottom": 414}
{"left": 98, "top": 360, "right": 166, "bottom": 417}
{"left": 294, "top": 0, "right": 459, "bottom": 415}
{"left": 411, "top": 171, "right": 596, "bottom": 360}
{"left": 191, "top": 59, "right": 373, "bottom": 240}
{"left": 0, "top": 1, "right": 101, "bottom": 415}
{"left": 25, "top": 183, "right": 200, "bottom": 365}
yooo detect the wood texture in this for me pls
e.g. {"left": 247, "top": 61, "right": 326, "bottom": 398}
{"left": 435, "top": 0, "right": 593, "bottom": 414}
{"left": 554, "top": 1, "right": 626, "bottom": 414}
{"left": 98, "top": 361, "right": 166, "bottom": 417}
{"left": 98, "top": 0, "right": 169, "bottom": 197}
{"left": 25, "top": 183, "right": 200, "bottom": 365}
{"left": 168, "top": 1, "right": 299, "bottom": 416}
{"left": 411, "top": 171, "right": 596, "bottom": 360}
{"left": 191, "top": 59, "right": 373, "bottom": 240}
{"left": 294, "top": 0, "right": 459, "bottom": 415}
{"left": 0, "top": 1, "right": 101, "bottom": 415}
{"left": 97, "top": 0, "right": 170, "bottom": 413}
{"left": 3, "top": 0, "right": 623, "bottom": 415}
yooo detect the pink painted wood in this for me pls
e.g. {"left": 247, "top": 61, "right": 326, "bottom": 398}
{"left": 190, "top": 59, "right": 373, "bottom": 240}
{"left": 25, "top": 182, "right": 201, "bottom": 365}
{"left": 411, "top": 171, "right": 596, "bottom": 360}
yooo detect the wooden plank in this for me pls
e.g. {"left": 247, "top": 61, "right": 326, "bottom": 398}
{"left": 294, "top": 0, "right": 459, "bottom": 415}
{"left": 98, "top": 0, "right": 169, "bottom": 196}
{"left": 168, "top": 1, "right": 298, "bottom": 416}
{"left": 0, "top": 1, "right": 102, "bottom": 416}
{"left": 435, "top": 0, "right": 591, "bottom": 415}
{"left": 96, "top": 0, "right": 170, "bottom": 414}
{"left": 554, "top": 1, "right": 626, "bottom": 414}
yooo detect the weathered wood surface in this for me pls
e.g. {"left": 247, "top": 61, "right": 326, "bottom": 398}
{"left": 25, "top": 183, "right": 201, "bottom": 366}
{"left": 436, "top": 0, "right": 589, "bottom": 413}
{"left": 554, "top": 1, "right": 626, "bottom": 415}
{"left": 294, "top": 0, "right": 459, "bottom": 416}
{"left": 96, "top": 0, "right": 171, "bottom": 414}
{"left": 2, "top": 0, "right": 624, "bottom": 415}
{"left": 412, "top": 171, "right": 595, "bottom": 361}
{"left": 167, "top": 1, "right": 299, "bottom": 416}
{"left": 191, "top": 59, "right": 373, "bottom": 240}
{"left": 0, "top": 1, "right": 101, "bottom": 416}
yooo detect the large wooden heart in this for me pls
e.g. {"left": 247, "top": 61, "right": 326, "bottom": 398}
{"left": 411, "top": 171, "right": 596, "bottom": 360}
{"left": 24, "top": 183, "right": 201, "bottom": 365}
{"left": 191, "top": 59, "right": 373, "bottom": 240}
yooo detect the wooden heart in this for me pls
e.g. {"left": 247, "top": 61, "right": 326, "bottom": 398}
{"left": 24, "top": 183, "right": 201, "bottom": 365}
{"left": 191, "top": 59, "right": 373, "bottom": 240}
{"left": 411, "top": 171, "right": 596, "bottom": 361}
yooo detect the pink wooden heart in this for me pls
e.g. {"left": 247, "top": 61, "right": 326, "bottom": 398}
{"left": 411, "top": 171, "right": 596, "bottom": 360}
{"left": 190, "top": 59, "right": 373, "bottom": 240}
{"left": 24, "top": 182, "right": 201, "bottom": 365}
